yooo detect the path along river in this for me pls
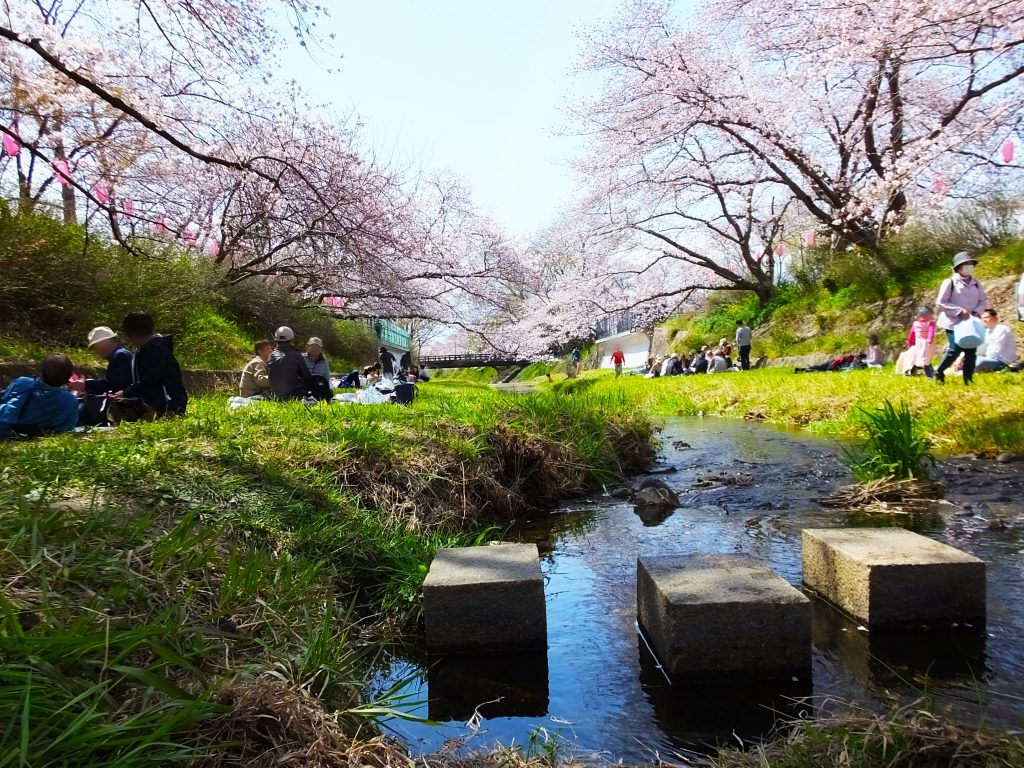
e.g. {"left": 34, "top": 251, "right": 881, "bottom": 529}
{"left": 373, "top": 416, "right": 1024, "bottom": 763}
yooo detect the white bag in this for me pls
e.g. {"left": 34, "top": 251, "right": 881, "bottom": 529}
{"left": 952, "top": 317, "right": 985, "bottom": 349}
{"left": 894, "top": 348, "right": 915, "bottom": 375}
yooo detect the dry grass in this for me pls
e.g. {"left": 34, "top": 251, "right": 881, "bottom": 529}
{"left": 822, "top": 477, "right": 946, "bottom": 514}
{"left": 194, "top": 679, "right": 411, "bottom": 768}
{"left": 715, "top": 701, "right": 1024, "bottom": 768}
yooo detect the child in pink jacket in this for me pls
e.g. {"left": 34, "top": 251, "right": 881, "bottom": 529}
{"left": 907, "top": 306, "right": 936, "bottom": 378}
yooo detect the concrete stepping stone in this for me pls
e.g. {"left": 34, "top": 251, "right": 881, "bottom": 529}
{"left": 423, "top": 543, "right": 546, "bottom": 653}
{"left": 802, "top": 528, "right": 985, "bottom": 629}
{"left": 637, "top": 553, "right": 811, "bottom": 683}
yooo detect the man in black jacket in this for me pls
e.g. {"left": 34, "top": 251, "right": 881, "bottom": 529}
{"left": 268, "top": 326, "right": 315, "bottom": 400}
{"left": 118, "top": 312, "right": 188, "bottom": 415}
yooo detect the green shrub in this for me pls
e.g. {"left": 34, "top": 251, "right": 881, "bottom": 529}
{"left": 843, "top": 400, "right": 936, "bottom": 481}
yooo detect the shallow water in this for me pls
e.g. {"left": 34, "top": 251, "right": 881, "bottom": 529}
{"left": 373, "top": 417, "right": 1024, "bottom": 762}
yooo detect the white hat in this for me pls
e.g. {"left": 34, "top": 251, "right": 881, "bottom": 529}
{"left": 275, "top": 326, "right": 295, "bottom": 342}
{"left": 87, "top": 326, "right": 117, "bottom": 347}
{"left": 306, "top": 337, "right": 324, "bottom": 347}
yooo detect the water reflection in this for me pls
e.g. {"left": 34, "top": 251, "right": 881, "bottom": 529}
{"left": 811, "top": 600, "right": 988, "bottom": 689}
{"left": 427, "top": 649, "right": 549, "bottom": 721}
{"left": 638, "top": 632, "right": 812, "bottom": 750}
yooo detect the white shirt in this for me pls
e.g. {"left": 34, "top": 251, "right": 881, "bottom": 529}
{"left": 980, "top": 323, "right": 1017, "bottom": 364}
{"left": 661, "top": 358, "right": 673, "bottom": 376}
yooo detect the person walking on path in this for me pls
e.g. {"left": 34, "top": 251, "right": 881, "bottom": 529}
{"left": 610, "top": 347, "right": 626, "bottom": 377}
{"left": 735, "top": 320, "right": 752, "bottom": 370}
{"left": 934, "top": 251, "right": 987, "bottom": 385}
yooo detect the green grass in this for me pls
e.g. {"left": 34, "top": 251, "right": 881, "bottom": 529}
{"left": 550, "top": 367, "right": 1024, "bottom": 453}
{"left": 0, "top": 381, "right": 654, "bottom": 765}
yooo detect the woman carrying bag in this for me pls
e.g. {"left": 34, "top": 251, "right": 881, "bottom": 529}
{"left": 934, "top": 251, "right": 988, "bottom": 385}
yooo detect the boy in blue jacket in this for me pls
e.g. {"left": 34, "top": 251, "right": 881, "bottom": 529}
{"left": 0, "top": 355, "right": 80, "bottom": 439}
{"left": 115, "top": 312, "right": 188, "bottom": 416}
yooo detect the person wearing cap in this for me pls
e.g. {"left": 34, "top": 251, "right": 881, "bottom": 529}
{"left": 67, "top": 326, "right": 134, "bottom": 424}
{"left": 267, "top": 326, "right": 315, "bottom": 400}
{"left": 935, "top": 251, "right": 988, "bottom": 384}
{"left": 906, "top": 306, "right": 936, "bottom": 378}
{"left": 302, "top": 337, "right": 331, "bottom": 381}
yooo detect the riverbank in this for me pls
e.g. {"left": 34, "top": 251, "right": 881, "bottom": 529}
{"left": 0, "top": 382, "right": 653, "bottom": 766}
{"left": 550, "top": 367, "right": 1024, "bottom": 453}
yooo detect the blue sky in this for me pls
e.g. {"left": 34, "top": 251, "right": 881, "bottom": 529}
{"left": 278, "top": 1, "right": 624, "bottom": 238}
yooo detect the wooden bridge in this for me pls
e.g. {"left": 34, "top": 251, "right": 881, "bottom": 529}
{"left": 418, "top": 354, "right": 534, "bottom": 369}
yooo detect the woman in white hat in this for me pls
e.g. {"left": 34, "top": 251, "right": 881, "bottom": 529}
{"left": 934, "top": 251, "right": 987, "bottom": 385}
{"left": 67, "top": 326, "right": 134, "bottom": 424}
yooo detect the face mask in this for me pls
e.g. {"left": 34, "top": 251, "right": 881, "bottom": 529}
{"left": 958, "top": 264, "right": 974, "bottom": 277}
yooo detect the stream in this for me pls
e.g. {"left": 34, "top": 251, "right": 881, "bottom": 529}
{"left": 373, "top": 416, "right": 1024, "bottom": 762}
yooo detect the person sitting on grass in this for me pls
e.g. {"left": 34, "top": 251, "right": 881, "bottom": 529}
{"left": 707, "top": 349, "right": 729, "bottom": 373}
{"left": 975, "top": 309, "right": 1018, "bottom": 373}
{"left": 67, "top": 326, "right": 134, "bottom": 425}
{"left": 240, "top": 340, "right": 273, "bottom": 398}
{"left": 865, "top": 334, "right": 885, "bottom": 368}
{"left": 795, "top": 353, "right": 867, "bottom": 373}
{"left": 268, "top": 326, "right": 316, "bottom": 400}
{"left": 116, "top": 312, "right": 188, "bottom": 416}
{"left": 303, "top": 337, "right": 331, "bottom": 380}
{"left": 339, "top": 370, "right": 362, "bottom": 388}
{"left": 0, "top": 354, "right": 80, "bottom": 439}
{"left": 691, "top": 347, "right": 710, "bottom": 374}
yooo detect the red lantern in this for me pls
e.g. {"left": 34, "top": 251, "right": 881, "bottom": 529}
{"left": 122, "top": 198, "right": 135, "bottom": 217}
{"left": 208, "top": 242, "right": 220, "bottom": 257}
{"left": 1002, "top": 139, "right": 1015, "bottom": 164}
{"left": 3, "top": 132, "right": 20, "bottom": 157}
{"left": 931, "top": 177, "right": 948, "bottom": 195}
{"left": 804, "top": 231, "right": 814, "bottom": 247}
{"left": 775, "top": 243, "right": 785, "bottom": 256}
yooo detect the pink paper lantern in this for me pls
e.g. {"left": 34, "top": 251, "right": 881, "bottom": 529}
{"left": 3, "top": 132, "right": 20, "bottom": 157}
{"left": 52, "top": 159, "right": 71, "bottom": 186}
{"left": 775, "top": 243, "right": 785, "bottom": 256}
{"left": 155, "top": 216, "right": 166, "bottom": 233}
{"left": 1001, "top": 139, "right": 1015, "bottom": 164}
{"left": 182, "top": 226, "right": 198, "bottom": 245}
{"left": 804, "top": 231, "right": 815, "bottom": 247}
{"left": 122, "top": 198, "right": 135, "bottom": 217}
{"left": 92, "top": 184, "right": 110, "bottom": 204}
{"left": 931, "top": 177, "right": 948, "bottom": 195}
{"left": 208, "top": 242, "right": 220, "bottom": 257}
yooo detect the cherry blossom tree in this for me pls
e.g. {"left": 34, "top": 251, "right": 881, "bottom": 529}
{"left": 581, "top": 0, "right": 1024, "bottom": 281}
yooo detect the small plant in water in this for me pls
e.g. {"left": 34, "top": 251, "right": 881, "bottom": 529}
{"left": 843, "top": 400, "right": 936, "bottom": 482}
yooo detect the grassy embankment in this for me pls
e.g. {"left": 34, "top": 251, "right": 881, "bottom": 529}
{"left": 658, "top": 239, "right": 1024, "bottom": 361}
{"left": 551, "top": 367, "right": 1024, "bottom": 453}
{"left": 0, "top": 206, "right": 381, "bottom": 370}
{"left": 0, "top": 381, "right": 653, "bottom": 766}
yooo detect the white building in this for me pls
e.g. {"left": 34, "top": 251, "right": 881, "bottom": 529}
{"left": 594, "top": 314, "right": 650, "bottom": 370}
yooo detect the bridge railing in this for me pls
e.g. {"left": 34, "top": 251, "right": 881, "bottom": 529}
{"left": 418, "top": 353, "right": 532, "bottom": 369}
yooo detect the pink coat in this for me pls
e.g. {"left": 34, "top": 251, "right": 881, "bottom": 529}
{"left": 907, "top": 319, "right": 936, "bottom": 367}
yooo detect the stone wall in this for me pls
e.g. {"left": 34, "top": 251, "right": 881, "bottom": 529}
{"left": 0, "top": 361, "right": 238, "bottom": 393}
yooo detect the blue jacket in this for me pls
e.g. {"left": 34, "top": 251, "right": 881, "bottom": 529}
{"left": 123, "top": 335, "right": 188, "bottom": 415}
{"left": 302, "top": 352, "right": 331, "bottom": 380}
{"left": 0, "top": 377, "right": 80, "bottom": 439}
{"left": 85, "top": 347, "right": 133, "bottom": 395}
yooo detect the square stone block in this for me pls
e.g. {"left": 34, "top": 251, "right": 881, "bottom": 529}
{"left": 423, "top": 543, "right": 546, "bottom": 652}
{"left": 637, "top": 554, "right": 811, "bottom": 683}
{"left": 802, "top": 528, "right": 985, "bottom": 628}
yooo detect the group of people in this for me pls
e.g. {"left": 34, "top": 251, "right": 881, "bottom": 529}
{"left": 1, "top": 315, "right": 429, "bottom": 439}
{"left": 617, "top": 320, "right": 755, "bottom": 378}
{"left": 1, "top": 312, "right": 188, "bottom": 439}
{"left": 235, "top": 326, "right": 428, "bottom": 404}
{"left": 797, "top": 252, "right": 1020, "bottom": 380}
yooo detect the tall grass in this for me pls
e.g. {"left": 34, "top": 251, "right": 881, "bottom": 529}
{"left": 842, "top": 400, "right": 937, "bottom": 481}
